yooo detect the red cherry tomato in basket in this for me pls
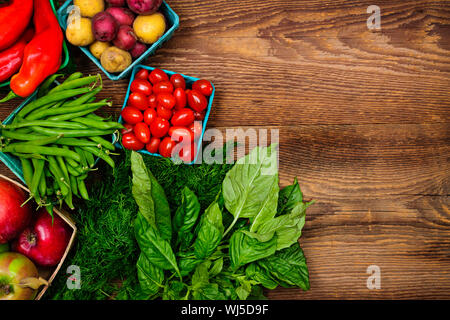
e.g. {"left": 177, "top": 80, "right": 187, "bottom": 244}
{"left": 146, "top": 137, "right": 161, "bottom": 154}
{"left": 122, "top": 133, "right": 144, "bottom": 151}
{"left": 178, "top": 143, "right": 197, "bottom": 163}
{"left": 171, "top": 108, "right": 195, "bottom": 127}
{"left": 157, "top": 93, "right": 176, "bottom": 109}
{"left": 187, "top": 90, "right": 208, "bottom": 112}
{"left": 121, "top": 123, "right": 134, "bottom": 135}
{"left": 189, "top": 121, "right": 203, "bottom": 141}
{"left": 153, "top": 81, "right": 174, "bottom": 95}
{"left": 130, "top": 79, "right": 152, "bottom": 96}
{"left": 193, "top": 110, "right": 206, "bottom": 121}
{"left": 136, "top": 69, "right": 149, "bottom": 80}
{"left": 144, "top": 108, "right": 157, "bottom": 125}
{"left": 150, "top": 117, "right": 170, "bottom": 138}
{"left": 134, "top": 122, "right": 151, "bottom": 144}
{"left": 149, "top": 68, "right": 168, "bottom": 85}
{"left": 148, "top": 94, "right": 158, "bottom": 109}
{"left": 159, "top": 137, "right": 176, "bottom": 158}
{"left": 128, "top": 92, "right": 148, "bottom": 110}
{"left": 170, "top": 74, "right": 186, "bottom": 90}
{"left": 157, "top": 105, "right": 173, "bottom": 120}
{"left": 193, "top": 80, "right": 213, "bottom": 97}
{"left": 173, "top": 88, "right": 187, "bottom": 110}
{"left": 169, "top": 126, "right": 194, "bottom": 144}
{"left": 121, "top": 106, "right": 143, "bottom": 124}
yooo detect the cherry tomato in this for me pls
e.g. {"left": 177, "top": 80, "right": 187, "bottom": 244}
{"left": 146, "top": 137, "right": 161, "bottom": 154}
{"left": 149, "top": 68, "right": 169, "bottom": 85}
{"left": 169, "top": 126, "right": 194, "bottom": 144}
{"left": 150, "top": 117, "right": 170, "bottom": 138}
{"left": 153, "top": 81, "right": 174, "bottom": 95}
{"left": 159, "top": 137, "right": 176, "bottom": 158}
{"left": 187, "top": 90, "right": 208, "bottom": 112}
{"left": 136, "top": 69, "right": 149, "bottom": 80}
{"left": 148, "top": 94, "right": 158, "bottom": 109}
{"left": 157, "top": 105, "right": 173, "bottom": 120}
{"left": 134, "top": 122, "right": 151, "bottom": 144}
{"left": 171, "top": 108, "right": 195, "bottom": 127}
{"left": 170, "top": 74, "right": 186, "bottom": 90}
{"left": 193, "top": 80, "right": 213, "bottom": 97}
{"left": 157, "top": 93, "right": 176, "bottom": 109}
{"left": 121, "top": 106, "right": 143, "bottom": 124}
{"left": 178, "top": 143, "right": 197, "bottom": 163}
{"left": 193, "top": 110, "right": 206, "bottom": 121}
{"left": 130, "top": 79, "right": 152, "bottom": 96}
{"left": 128, "top": 92, "right": 149, "bottom": 110}
{"left": 189, "top": 121, "right": 203, "bottom": 141}
{"left": 121, "top": 123, "right": 134, "bottom": 135}
{"left": 173, "top": 88, "right": 187, "bottom": 110}
{"left": 122, "top": 133, "right": 144, "bottom": 151}
{"left": 144, "top": 108, "right": 157, "bottom": 125}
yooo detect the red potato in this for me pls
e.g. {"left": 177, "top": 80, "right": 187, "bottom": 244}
{"left": 113, "top": 25, "right": 137, "bottom": 51}
{"left": 130, "top": 42, "right": 147, "bottom": 59}
{"left": 106, "top": 0, "right": 126, "bottom": 6}
{"left": 106, "top": 7, "right": 135, "bottom": 26}
{"left": 92, "top": 12, "right": 119, "bottom": 42}
{"left": 127, "top": 0, "right": 162, "bottom": 15}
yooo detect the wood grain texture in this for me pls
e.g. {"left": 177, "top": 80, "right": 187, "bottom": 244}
{"left": 1, "top": 0, "right": 449, "bottom": 299}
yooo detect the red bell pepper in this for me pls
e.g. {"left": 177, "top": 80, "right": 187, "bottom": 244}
{"left": 0, "top": 28, "right": 34, "bottom": 83}
{"left": 0, "top": 0, "right": 33, "bottom": 51}
{"left": 2, "top": 0, "right": 63, "bottom": 100}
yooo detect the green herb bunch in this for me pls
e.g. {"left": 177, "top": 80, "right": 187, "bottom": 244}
{"left": 132, "top": 144, "right": 314, "bottom": 300}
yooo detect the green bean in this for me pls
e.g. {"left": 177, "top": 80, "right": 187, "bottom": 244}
{"left": 2, "top": 144, "right": 81, "bottom": 162}
{"left": 64, "top": 72, "right": 83, "bottom": 82}
{"left": 62, "top": 147, "right": 81, "bottom": 169}
{"left": 38, "top": 74, "right": 64, "bottom": 98}
{"left": 82, "top": 146, "right": 115, "bottom": 169}
{"left": 70, "top": 174, "right": 79, "bottom": 197}
{"left": 27, "top": 100, "right": 66, "bottom": 119}
{"left": 77, "top": 177, "right": 89, "bottom": 200}
{"left": 24, "top": 135, "right": 63, "bottom": 146}
{"left": 71, "top": 117, "right": 124, "bottom": 130}
{"left": 3, "top": 121, "right": 88, "bottom": 130}
{"left": 30, "top": 126, "right": 115, "bottom": 138}
{"left": 21, "top": 158, "right": 34, "bottom": 189}
{"left": 63, "top": 87, "right": 102, "bottom": 107}
{"left": 16, "top": 87, "right": 92, "bottom": 119}
{"left": 74, "top": 147, "right": 88, "bottom": 170}
{"left": 48, "top": 75, "right": 100, "bottom": 95}
{"left": 48, "top": 156, "right": 69, "bottom": 197}
{"left": 85, "top": 113, "right": 108, "bottom": 122}
{"left": 38, "top": 166, "right": 47, "bottom": 199}
{"left": 30, "top": 159, "right": 45, "bottom": 198}
{"left": 89, "top": 136, "right": 115, "bottom": 151}
{"left": 56, "top": 137, "right": 101, "bottom": 147}
{"left": 1, "top": 131, "right": 51, "bottom": 141}
{"left": 46, "top": 106, "right": 104, "bottom": 122}
{"left": 12, "top": 153, "right": 47, "bottom": 160}
{"left": 56, "top": 156, "right": 74, "bottom": 210}
{"left": 28, "top": 101, "right": 109, "bottom": 121}
{"left": 67, "top": 163, "right": 82, "bottom": 177}
{"left": 84, "top": 149, "right": 95, "bottom": 168}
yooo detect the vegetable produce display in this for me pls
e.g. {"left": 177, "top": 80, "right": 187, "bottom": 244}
{"left": 121, "top": 67, "right": 212, "bottom": 163}
{"left": 0, "top": 0, "right": 64, "bottom": 101}
{"left": 0, "top": 177, "right": 73, "bottom": 300}
{"left": 66, "top": 0, "right": 166, "bottom": 73}
{"left": 0, "top": 73, "right": 122, "bottom": 215}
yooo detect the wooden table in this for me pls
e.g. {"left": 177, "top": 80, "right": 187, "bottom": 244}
{"left": 1, "top": 0, "right": 449, "bottom": 299}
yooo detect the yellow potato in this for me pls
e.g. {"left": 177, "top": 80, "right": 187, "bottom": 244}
{"left": 90, "top": 41, "right": 111, "bottom": 59}
{"left": 73, "top": 0, "right": 104, "bottom": 18}
{"left": 101, "top": 46, "right": 132, "bottom": 73}
{"left": 133, "top": 13, "right": 166, "bottom": 44}
{"left": 66, "top": 17, "right": 95, "bottom": 47}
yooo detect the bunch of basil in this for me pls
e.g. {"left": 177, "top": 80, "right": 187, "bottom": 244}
{"left": 131, "top": 145, "right": 314, "bottom": 300}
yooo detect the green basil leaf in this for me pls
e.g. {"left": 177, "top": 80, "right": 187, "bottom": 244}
{"left": 192, "top": 283, "right": 225, "bottom": 300}
{"left": 258, "top": 243, "right": 310, "bottom": 291}
{"left": 194, "top": 202, "right": 224, "bottom": 259}
{"left": 246, "top": 263, "right": 278, "bottom": 290}
{"left": 173, "top": 187, "right": 201, "bottom": 249}
{"left": 179, "top": 256, "right": 202, "bottom": 277}
{"left": 222, "top": 145, "right": 279, "bottom": 234}
{"left": 135, "top": 213, "right": 181, "bottom": 278}
{"left": 163, "top": 281, "right": 187, "bottom": 300}
{"left": 191, "top": 261, "right": 211, "bottom": 291}
{"left": 277, "top": 177, "right": 303, "bottom": 215}
{"left": 131, "top": 152, "right": 172, "bottom": 241}
{"left": 209, "top": 257, "right": 224, "bottom": 277}
{"left": 136, "top": 253, "right": 165, "bottom": 296}
{"left": 229, "top": 230, "right": 277, "bottom": 270}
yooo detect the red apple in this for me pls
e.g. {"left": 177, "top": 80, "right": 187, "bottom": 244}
{"left": 12, "top": 209, "right": 71, "bottom": 267}
{"left": 0, "top": 178, "right": 32, "bottom": 244}
{"left": 0, "top": 252, "right": 47, "bottom": 300}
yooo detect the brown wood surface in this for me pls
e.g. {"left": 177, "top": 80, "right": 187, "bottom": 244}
{"left": 1, "top": 0, "right": 449, "bottom": 299}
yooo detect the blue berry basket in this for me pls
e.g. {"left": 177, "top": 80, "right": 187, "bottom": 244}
{"left": 57, "top": 0, "right": 179, "bottom": 81}
{"left": 116, "top": 64, "right": 215, "bottom": 165}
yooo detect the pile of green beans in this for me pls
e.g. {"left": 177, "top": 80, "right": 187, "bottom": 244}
{"left": 0, "top": 73, "right": 123, "bottom": 215}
